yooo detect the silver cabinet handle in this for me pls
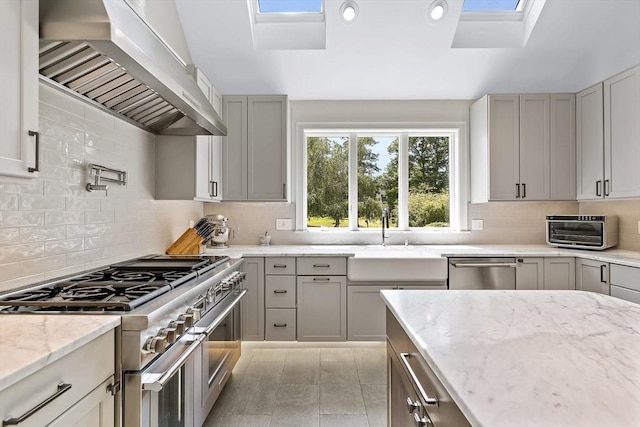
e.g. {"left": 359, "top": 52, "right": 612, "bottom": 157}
{"left": 450, "top": 262, "right": 517, "bottom": 268}
{"left": 273, "top": 323, "right": 287, "bottom": 327}
{"left": 406, "top": 397, "right": 421, "bottom": 414}
{"left": 273, "top": 289, "right": 288, "bottom": 294}
{"left": 596, "top": 180, "right": 602, "bottom": 197}
{"left": 414, "top": 412, "right": 432, "bottom": 427}
{"left": 312, "top": 277, "right": 331, "bottom": 281}
{"left": 2, "top": 383, "right": 72, "bottom": 426}
{"left": 27, "top": 130, "right": 40, "bottom": 173}
{"left": 313, "top": 264, "right": 330, "bottom": 268}
{"left": 515, "top": 183, "right": 520, "bottom": 198}
{"left": 399, "top": 353, "right": 438, "bottom": 406}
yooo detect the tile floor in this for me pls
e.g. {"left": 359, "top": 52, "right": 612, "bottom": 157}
{"left": 202, "top": 343, "right": 387, "bottom": 427}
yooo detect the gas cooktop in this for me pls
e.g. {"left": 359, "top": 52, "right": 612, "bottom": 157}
{"left": 0, "top": 255, "right": 230, "bottom": 312}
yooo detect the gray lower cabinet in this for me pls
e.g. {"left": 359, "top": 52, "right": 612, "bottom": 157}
{"left": 543, "top": 257, "right": 575, "bottom": 290}
{"left": 348, "top": 285, "right": 393, "bottom": 341}
{"left": 515, "top": 257, "right": 575, "bottom": 290}
{"left": 297, "top": 275, "right": 347, "bottom": 341}
{"left": 515, "top": 258, "right": 544, "bottom": 290}
{"left": 610, "top": 264, "right": 640, "bottom": 303}
{"left": 576, "top": 258, "right": 610, "bottom": 295}
{"left": 265, "top": 309, "right": 296, "bottom": 341}
{"left": 242, "top": 257, "right": 265, "bottom": 341}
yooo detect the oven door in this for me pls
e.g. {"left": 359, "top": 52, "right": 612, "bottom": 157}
{"left": 194, "top": 289, "right": 245, "bottom": 427}
{"left": 124, "top": 334, "right": 203, "bottom": 427}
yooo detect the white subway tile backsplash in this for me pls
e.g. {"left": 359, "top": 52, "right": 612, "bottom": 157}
{"left": 19, "top": 226, "right": 67, "bottom": 243}
{"left": 0, "top": 84, "right": 204, "bottom": 291}
{"left": 65, "top": 197, "right": 101, "bottom": 211}
{"left": 0, "top": 194, "right": 18, "bottom": 210}
{"left": 0, "top": 229, "right": 20, "bottom": 246}
{"left": 19, "top": 195, "right": 66, "bottom": 211}
{"left": 45, "top": 211, "right": 84, "bottom": 226}
{"left": 0, "top": 211, "right": 45, "bottom": 228}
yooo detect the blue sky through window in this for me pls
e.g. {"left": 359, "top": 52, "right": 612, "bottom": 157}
{"left": 258, "top": 0, "right": 323, "bottom": 13}
{"left": 463, "top": 0, "right": 520, "bottom": 12}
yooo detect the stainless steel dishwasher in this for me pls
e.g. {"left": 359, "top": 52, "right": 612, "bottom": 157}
{"left": 448, "top": 258, "right": 516, "bottom": 290}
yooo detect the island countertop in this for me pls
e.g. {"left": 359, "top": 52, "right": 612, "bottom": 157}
{"left": 381, "top": 290, "right": 640, "bottom": 427}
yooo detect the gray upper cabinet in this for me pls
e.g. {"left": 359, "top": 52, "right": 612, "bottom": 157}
{"left": 222, "top": 95, "right": 287, "bottom": 201}
{"left": 156, "top": 66, "right": 222, "bottom": 201}
{"left": 577, "top": 65, "right": 640, "bottom": 200}
{"left": 470, "top": 93, "right": 575, "bottom": 202}
{"left": 0, "top": 0, "right": 39, "bottom": 179}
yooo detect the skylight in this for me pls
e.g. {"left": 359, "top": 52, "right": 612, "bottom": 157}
{"left": 462, "top": 0, "right": 520, "bottom": 12}
{"left": 258, "top": 0, "right": 323, "bottom": 13}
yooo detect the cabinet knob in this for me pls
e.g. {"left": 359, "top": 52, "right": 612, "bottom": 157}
{"left": 414, "top": 412, "right": 432, "bottom": 427}
{"left": 406, "top": 397, "right": 421, "bottom": 414}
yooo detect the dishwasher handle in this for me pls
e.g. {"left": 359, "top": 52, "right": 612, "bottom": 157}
{"left": 449, "top": 262, "right": 517, "bottom": 268}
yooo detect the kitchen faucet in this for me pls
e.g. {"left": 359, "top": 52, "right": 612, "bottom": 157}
{"left": 381, "top": 208, "right": 390, "bottom": 246}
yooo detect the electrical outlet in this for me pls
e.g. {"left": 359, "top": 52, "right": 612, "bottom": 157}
{"left": 471, "top": 219, "right": 484, "bottom": 231}
{"left": 276, "top": 218, "right": 292, "bottom": 230}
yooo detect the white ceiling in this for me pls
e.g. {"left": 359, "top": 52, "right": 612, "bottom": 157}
{"left": 176, "top": 0, "right": 640, "bottom": 100}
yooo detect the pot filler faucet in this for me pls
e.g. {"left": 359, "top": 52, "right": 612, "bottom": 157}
{"left": 382, "top": 208, "right": 390, "bottom": 246}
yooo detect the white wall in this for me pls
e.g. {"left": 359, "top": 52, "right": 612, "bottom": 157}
{"left": 0, "top": 84, "right": 203, "bottom": 292}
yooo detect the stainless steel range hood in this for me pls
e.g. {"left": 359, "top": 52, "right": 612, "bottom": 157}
{"left": 39, "top": 0, "right": 226, "bottom": 136}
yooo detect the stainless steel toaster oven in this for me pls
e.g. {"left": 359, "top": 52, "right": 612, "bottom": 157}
{"left": 546, "top": 215, "right": 618, "bottom": 250}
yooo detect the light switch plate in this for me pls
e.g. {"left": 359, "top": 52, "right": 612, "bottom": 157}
{"left": 276, "top": 218, "right": 293, "bottom": 230}
{"left": 471, "top": 219, "right": 484, "bottom": 231}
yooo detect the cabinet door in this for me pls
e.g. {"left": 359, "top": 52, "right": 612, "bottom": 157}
{"left": 297, "top": 276, "right": 346, "bottom": 341}
{"left": 241, "top": 258, "right": 265, "bottom": 340}
{"left": 222, "top": 96, "right": 248, "bottom": 200}
{"left": 0, "top": 0, "right": 39, "bottom": 178}
{"left": 543, "top": 257, "right": 575, "bottom": 290}
{"left": 515, "top": 258, "right": 543, "bottom": 290}
{"left": 347, "top": 285, "right": 393, "bottom": 341}
{"left": 488, "top": 95, "right": 520, "bottom": 200}
{"left": 550, "top": 94, "right": 576, "bottom": 200}
{"left": 576, "top": 258, "right": 609, "bottom": 295}
{"left": 604, "top": 66, "right": 640, "bottom": 199}
{"left": 247, "top": 96, "right": 287, "bottom": 200}
{"left": 576, "top": 83, "right": 605, "bottom": 200}
{"left": 209, "top": 136, "right": 223, "bottom": 201}
{"left": 47, "top": 378, "right": 114, "bottom": 427}
{"left": 195, "top": 136, "right": 212, "bottom": 199}
{"left": 519, "top": 95, "right": 550, "bottom": 200}
{"left": 388, "top": 349, "right": 422, "bottom": 427}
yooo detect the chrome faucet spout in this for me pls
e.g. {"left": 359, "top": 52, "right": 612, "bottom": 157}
{"left": 382, "top": 208, "right": 390, "bottom": 246}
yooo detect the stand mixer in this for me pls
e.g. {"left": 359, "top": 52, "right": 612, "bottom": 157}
{"left": 206, "top": 214, "right": 230, "bottom": 248}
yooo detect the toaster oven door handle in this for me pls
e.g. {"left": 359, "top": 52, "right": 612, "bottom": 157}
{"left": 141, "top": 334, "right": 205, "bottom": 392}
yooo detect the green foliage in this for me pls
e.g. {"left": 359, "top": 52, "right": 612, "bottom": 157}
{"left": 408, "top": 192, "right": 450, "bottom": 227}
{"left": 307, "top": 137, "right": 348, "bottom": 227}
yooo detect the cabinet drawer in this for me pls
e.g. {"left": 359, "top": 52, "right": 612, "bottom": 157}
{"left": 0, "top": 331, "right": 115, "bottom": 427}
{"left": 610, "top": 264, "right": 640, "bottom": 292}
{"left": 265, "top": 276, "right": 296, "bottom": 308}
{"left": 297, "top": 257, "right": 347, "bottom": 276}
{"left": 265, "top": 257, "right": 296, "bottom": 275}
{"left": 265, "top": 309, "right": 297, "bottom": 341}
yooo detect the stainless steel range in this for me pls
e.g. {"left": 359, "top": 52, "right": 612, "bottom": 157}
{"left": 0, "top": 254, "right": 246, "bottom": 427}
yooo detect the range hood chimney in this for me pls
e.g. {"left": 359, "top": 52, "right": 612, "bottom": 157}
{"left": 39, "top": 0, "right": 226, "bottom": 136}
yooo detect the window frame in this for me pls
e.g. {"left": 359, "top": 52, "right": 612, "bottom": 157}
{"left": 296, "top": 124, "right": 468, "bottom": 234}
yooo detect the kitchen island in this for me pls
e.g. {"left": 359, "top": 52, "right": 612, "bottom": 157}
{"left": 382, "top": 290, "right": 640, "bottom": 427}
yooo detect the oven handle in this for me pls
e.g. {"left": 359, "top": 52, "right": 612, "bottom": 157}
{"left": 141, "top": 334, "right": 205, "bottom": 393}
{"left": 197, "top": 289, "right": 246, "bottom": 337}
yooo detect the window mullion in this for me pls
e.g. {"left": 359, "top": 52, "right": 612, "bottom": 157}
{"left": 398, "top": 133, "right": 409, "bottom": 230}
{"left": 348, "top": 132, "right": 358, "bottom": 231}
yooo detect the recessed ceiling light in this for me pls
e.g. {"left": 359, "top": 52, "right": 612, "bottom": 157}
{"left": 428, "top": 0, "right": 448, "bottom": 23}
{"left": 340, "top": 1, "right": 359, "bottom": 23}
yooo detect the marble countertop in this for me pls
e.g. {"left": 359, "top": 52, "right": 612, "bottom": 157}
{"left": 0, "top": 315, "right": 120, "bottom": 392}
{"left": 205, "top": 244, "right": 640, "bottom": 267}
{"left": 381, "top": 290, "right": 640, "bottom": 427}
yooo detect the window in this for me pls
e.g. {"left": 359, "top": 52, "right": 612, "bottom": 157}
{"left": 462, "top": 0, "right": 521, "bottom": 12}
{"left": 258, "top": 0, "right": 323, "bottom": 14}
{"left": 303, "top": 130, "right": 457, "bottom": 232}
